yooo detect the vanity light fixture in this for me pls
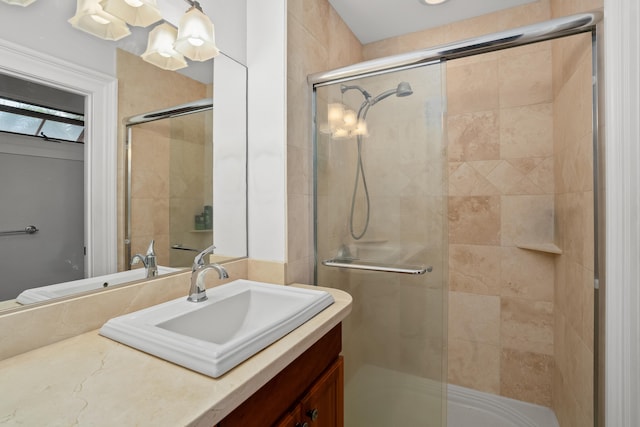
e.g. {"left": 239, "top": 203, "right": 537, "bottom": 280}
{"left": 174, "top": 0, "right": 220, "bottom": 61}
{"left": 100, "top": 0, "right": 162, "bottom": 28}
{"left": 1, "top": 0, "right": 38, "bottom": 6}
{"left": 68, "top": 0, "right": 131, "bottom": 41}
{"left": 141, "top": 23, "right": 188, "bottom": 71}
{"left": 419, "top": 0, "right": 449, "bottom": 4}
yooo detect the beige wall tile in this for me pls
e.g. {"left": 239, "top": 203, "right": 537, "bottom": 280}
{"left": 448, "top": 338, "right": 501, "bottom": 394}
{"left": 449, "top": 244, "right": 501, "bottom": 295}
{"left": 499, "top": 49, "right": 553, "bottom": 108}
{"left": 449, "top": 162, "right": 499, "bottom": 197}
{"left": 501, "top": 297, "right": 553, "bottom": 355}
{"left": 500, "top": 103, "right": 554, "bottom": 159}
{"left": 247, "top": 259, "right": 287, "bottom": 284}
{"left": 501, "top": 348, "right": 553, "bottom": 406}
{"left": 551, "top": 0, "right": 603, "bottom": 18}
{"left": 500, "top": 195, "right": 554, "bottom": 246}
{"left": 500, "top": 248, "right": 555, "bottom": 301}
{"left": 287, "top": 194, "right": 312, "bottom": 261}
{"left": 447, "top": 59, "right": 499, "bottom": 115}
{"left": 449, "top": 291, "right": 500, "bottom": 345}
{"left": 448, "top": 196, "right": 501, "bottom": 245}
{"left": 447, "top": 110, "right": 500, "bottom": 161}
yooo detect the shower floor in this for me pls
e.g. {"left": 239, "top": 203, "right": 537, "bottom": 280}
{"left": 344, "top": 364, "right": 559, "bottom": 427}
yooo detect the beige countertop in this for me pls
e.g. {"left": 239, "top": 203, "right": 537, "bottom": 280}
{"left": 0, "top": 285, "right": 352, "bottom": 427}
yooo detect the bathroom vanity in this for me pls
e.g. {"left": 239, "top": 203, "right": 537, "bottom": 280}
{"left": 0, "top": 285, "right": 351, "bottom": 426}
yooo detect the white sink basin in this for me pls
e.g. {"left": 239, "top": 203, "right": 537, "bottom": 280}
{"left": 99, "top": 279, "right": 334, "bottom": 378}
{"left": 16, "top": 266, "right": 181, "bottom": 305}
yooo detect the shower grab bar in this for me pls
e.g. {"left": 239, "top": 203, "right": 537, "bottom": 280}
{"left": 0, "top": 225, "right": 39, "bottom": 236}
{"left": 322, "top": 259, "right": 432, "bottom": 275}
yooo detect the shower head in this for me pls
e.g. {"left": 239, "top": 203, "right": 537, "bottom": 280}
{"left": 341, "top": 84, "right": 371, "bottom": 100}
{"left": 396, "top": 81, "right": 413, "bottom": 97}
{"left": 371, "top": 81, "right": 414, "bottom": 105}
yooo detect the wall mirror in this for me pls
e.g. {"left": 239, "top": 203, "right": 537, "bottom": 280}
{"left": 0, "top": 3, "right": 247, "bottom": 313}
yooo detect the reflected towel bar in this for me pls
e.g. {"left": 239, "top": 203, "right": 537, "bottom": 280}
{"left": 171, "top": 244, "right": 203, "bottom": 252}
{"left": 322, "top": 259, "right": 432, "bottom": 275}
{"left": 0, "top": 225, "right": 39, "bottom": 236}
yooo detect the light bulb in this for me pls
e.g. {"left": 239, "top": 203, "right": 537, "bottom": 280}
{"left": 188, "top": 37, "right": 204, "bottom": 47}
{"left": 124, "top": 0, "right": 143, "bottom": 6}
{"left": 328, "top": 103, "right": 345, "bottom": 127}
{"left": 90, "top": 14, "right": 111, "bottom": 24}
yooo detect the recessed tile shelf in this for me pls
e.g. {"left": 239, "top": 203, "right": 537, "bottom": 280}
{"left": 516, "top": 243, "right": 563, "bottom": 255}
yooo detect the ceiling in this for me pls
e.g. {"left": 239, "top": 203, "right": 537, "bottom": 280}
{"left": 328, "top": 0, "right": 538, "bottom": 44}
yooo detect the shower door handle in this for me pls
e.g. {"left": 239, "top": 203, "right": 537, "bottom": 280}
{"left": 322, "top": 259, "right": 432, "bottom": 275}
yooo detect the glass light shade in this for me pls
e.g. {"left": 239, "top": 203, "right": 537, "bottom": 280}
{"left": 343, "top": 109, "right": 357, "bottom": 127}
{"left": 100, "top": 0, "right": 162, "bottom": 27}
{"left": 174, "top": 7, "right": 220, "bottom": 61}
{"left": 68, "top": 0, "right": 130, "bottom": 41}
{"left": 141, "top": 23, "right": 188, "bottom": 71}
{"left": 1, "top": 0, "right": 37, "bottom": 6}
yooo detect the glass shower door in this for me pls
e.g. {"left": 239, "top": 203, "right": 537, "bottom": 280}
{"left": 314, "top": 63, "right": 447, "bottom": 426}
{"left": 126, "top": 106, "right": 213, "bottom": 269}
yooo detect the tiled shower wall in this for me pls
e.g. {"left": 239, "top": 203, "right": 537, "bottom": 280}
{"left": 446, "top": 42, "right": 556, "bottom": 404}
{"left": 286, "top": 1, "right": 363, "bottom": 284}
{"left": 551, "top": 31, "right": 595, "bottom": 427}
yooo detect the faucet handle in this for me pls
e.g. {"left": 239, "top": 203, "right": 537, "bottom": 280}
{"left": 146, "top": 239, "right": 156, "bottom": 256}
{"left": 193, "top": 244, "right": 216, "bottom": 269}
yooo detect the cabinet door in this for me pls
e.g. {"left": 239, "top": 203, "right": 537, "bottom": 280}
{"left": 300, "top": 357, "right": 344, "bottom": 427}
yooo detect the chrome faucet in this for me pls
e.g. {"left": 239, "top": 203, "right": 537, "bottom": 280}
{"left": 130, "top": 240, "right": 158, "bottom": 278}
{"left": 188, "top": 244, "right": 229, "bottom": 302}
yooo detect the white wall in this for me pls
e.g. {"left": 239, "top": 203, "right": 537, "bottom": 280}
{"left": 603, "top": 0, "right": 640, "bottom": 426}
{"left": 245, "top": 0, "right": 287, "bottom": 262}
{"left": 0, "top": 1, "right": 115, "bottom": 75}
{"left": 213, "top": 55, "right": 248, "bottom": 257}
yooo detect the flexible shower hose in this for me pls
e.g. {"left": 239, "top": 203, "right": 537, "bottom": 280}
{"left": 349, "top": 135, "right": 370, "bottom": 240}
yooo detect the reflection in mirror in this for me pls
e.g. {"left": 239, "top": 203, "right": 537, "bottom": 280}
{"left": 0, "top": 46, "right": 248, "bottom": 312}
{"left": 125, "top": 99, "right": 215, "bottom": 268}
{"left": 0, "top": 74, "right": 86, "bottom": 308}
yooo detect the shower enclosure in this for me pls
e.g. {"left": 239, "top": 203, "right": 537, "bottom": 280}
{"left": 314, "top": 64, "right": 448, "bottom": 426}
{"left": 311, "top": 11, "right": 602, "bottom": 427}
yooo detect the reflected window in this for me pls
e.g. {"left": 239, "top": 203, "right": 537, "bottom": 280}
{"left": 0, "top": 97, "right": 85, "bottom": 143}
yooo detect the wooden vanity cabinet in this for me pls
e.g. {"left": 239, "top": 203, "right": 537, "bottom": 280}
{"left": 217, "top": 324, "right": 343, "bottom": 427}
{"left": 275, "top": 355, "right": 343, "bottom": 427}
